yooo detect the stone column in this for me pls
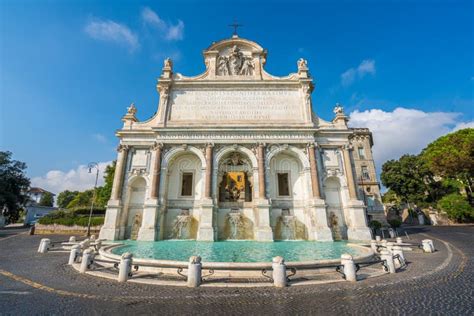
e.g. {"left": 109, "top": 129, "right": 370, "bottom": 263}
{"left": 111, "top": 144, "right": 129, "bottom": 200}
{"left": 342, "top": 145, "right": 357, "bottom": 200}
{"left": 308, "top": 143, "right": 321, "bottom": 198}
{"left": 100, "top": 144, "right": 129, "bottom": 241}
{"left": 138, "top": 143, "right": 162, "bottom": 241}
{"left": 204, "top": 143, "right": 213, "bottom": 198}
{"left": 257, "top": 143, "right": 266, "bottom": 199}
{"left": 149, "top": 143, "right": 162, "bottom": 199}
{"left": 255, "top": 143, "right": 273, "bottom": 241}
{"left": 198, "top": 144, "right": 215, "bottom": 241}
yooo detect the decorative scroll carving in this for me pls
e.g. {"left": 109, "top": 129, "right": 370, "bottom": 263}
{"left": 217, "top": 45, "right": 255, "bottom": 76}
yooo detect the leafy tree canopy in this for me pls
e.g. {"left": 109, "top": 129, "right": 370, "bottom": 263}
{"left": 0, "top": 151, "right": 30, "bottom": 222}
{"left": 38, "top": 192, "right": 54, "bottom": 207}
{"left": 438, "top": 193, "right": 474, "bottom": 222}
{"left": 57, "top": 190, "right": 79, "bottom": 208}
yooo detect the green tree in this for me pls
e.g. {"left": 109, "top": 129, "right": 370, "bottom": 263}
{"left": 38, "top": 192, "right": 54, "bottom": 207}
{"left": 96, "top": 161, "right": 115, "bottom": 208}
{"left": 437, "top": 193, "right": 474, "bottom": 222}
{"left": 56, "top": 190, "right": 79, "bottom": 208}
{"left": 66, "top": 190, "right": 94, "bottom": 209}
{"left": 0, "top": 151, "right": 30, "bottom": 222}
{"left": 381, "top": 155, "right": 433, "bottom": 206}
{"left": 421, "top": 128, "right": 474, "bottom": 205}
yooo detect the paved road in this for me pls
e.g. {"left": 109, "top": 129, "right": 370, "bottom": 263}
{"left": 0, "top": 226, "right": 472, "bottom": 315}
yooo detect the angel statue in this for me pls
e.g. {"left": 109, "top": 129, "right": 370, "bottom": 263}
{"left": 217, "top": 56, "right": 229, "bottom": 76}
{"left": 333, "top": 103, "right": 344, "bottom": 115}
{"left": 297, "top": 58, "right": 308, "bottom": 70}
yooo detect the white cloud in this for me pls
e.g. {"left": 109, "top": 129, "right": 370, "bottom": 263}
{"left": 31, "top": 161, "right": 113, "bottom": 194}
{"left": 341, "top": 59, "right": 376, "bottom": 86}
{"left": 141, "top": 7, "right": 184, "bottom": 41}
{"left": 93, "top": 133, "right": 107, "bottom": 143}
{"left": 85, "top": 19, "right": 138, "bottom": 51}
{"left": 453, "top": 121, "right": 474, "bottom": 131}
{"left": 348, "top": 107, "right": 472, "bottom": 173}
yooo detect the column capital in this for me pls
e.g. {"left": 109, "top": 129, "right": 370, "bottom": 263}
{"left": 342, "top": 143, "right": 353, "bottom": 151}
{"left": 117, "top": 144, "right": 130, "bottom": 153}
{"left": 150, "top": 142, "right": 163, "bottom": 151}
{"left": 206, "top": 142, "right": 214, "bottom": 148}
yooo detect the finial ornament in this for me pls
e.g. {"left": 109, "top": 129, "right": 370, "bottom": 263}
{"left": 127, "top": 103, "right": 137, "bottom": 116}
{"left": 164, "top": 58, "right": 173, "bottom": 69}
{"left": 297, "top": 58, "right": 308, "bottom": 71}
{"left": 228, "top": 19, "right": 243, "bottom": 37}
{"left": 333, "top": 103, "right": 345, "bottom": 116}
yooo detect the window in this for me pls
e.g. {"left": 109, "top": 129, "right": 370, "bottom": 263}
{"left": 180, "top": 173, "right": 193, "bottom": 196}
{"left": 277, "top": 173, "right": 290, "bottom": 196}
{"left": 361, "top": 166, "right": 370, "bottom": 180}
{"left": 358, "top": 146, "right": 366, "bottom": 159}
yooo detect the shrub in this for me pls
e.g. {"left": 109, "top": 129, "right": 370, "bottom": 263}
{"left": 437, "top": 193, "right": 474, "bottom": 223}
{"left": 388, "top": 219, "right": 402, "bottom": 228}
{"left": 369, "top": 220, "right": 382, "bottom": 230}
{"left": 71, "top": 208, "right": 106, "bottom": 216}
{"left": 38, "top": 213, "right": 104, "bottom": 226}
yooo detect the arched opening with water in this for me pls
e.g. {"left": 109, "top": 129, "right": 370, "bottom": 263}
{"left": 216, "top": 151, "right": 255, "bottom": 240}
{"left": 162, "top": 153, "right": 202, "bottom": 240}
{"left": 323, "top": 177, "right": 348, "bottom": 240}
{"left": 268, "top": 151, "right": 309, "bottom": 240}
{"left": 120, "top": 176, "right": 147, "bottom": 240}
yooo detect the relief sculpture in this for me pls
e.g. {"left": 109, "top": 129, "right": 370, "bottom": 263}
{"left": 217, "top": 45, "right": 255, "bottom": 76}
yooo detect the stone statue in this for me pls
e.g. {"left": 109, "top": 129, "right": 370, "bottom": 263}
{"left": 333, "top": 103, "right": 344, "bottom": 115}
{"left": 229, "top": 45, "right": 243, "bottom": 75}
{"left": 217, "top": 56, "right": 229, "bottom": 76}
{"left": 164, "top": 58, "right": 173, "bottom": 69}
{"left": 297, "top": 58, "right": 308, "bottom": 70}
{"left": 239, "top": 57, "right": 254, "bottom": 75}
{"left": 127, "top": 103, "right": 137, "bottom": 115}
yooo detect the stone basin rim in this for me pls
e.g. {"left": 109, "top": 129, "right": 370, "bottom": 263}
{"left": 99, "top": 243, "right": 375, "bottom": 269}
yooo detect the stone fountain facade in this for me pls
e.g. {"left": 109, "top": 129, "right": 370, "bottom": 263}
{"left": 99, "top": 35, "right": 385, "bottom": 242}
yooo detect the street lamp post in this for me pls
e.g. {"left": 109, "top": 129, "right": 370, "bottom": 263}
{"left": 87, "top": 162, "right": 100, "bottom": 237}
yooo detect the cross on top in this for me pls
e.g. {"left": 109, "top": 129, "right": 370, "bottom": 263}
{"left": 228, "top": 19, "right": 243, "bottom": 37}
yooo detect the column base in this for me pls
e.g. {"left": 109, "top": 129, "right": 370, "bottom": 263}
{"left": 311, "top": 227, "right": 334, "bottom": 241}
{"left": 99, "top": 227, "right": 120, "bottom": 240}
{"left": 137, "top": 227, "right": 158, "bottom": 241}
{"left": 347, "top": 227, "right": 373, "bottom": 241}
{"left": 197, "top": 227, "right": 215, "bottom": 241}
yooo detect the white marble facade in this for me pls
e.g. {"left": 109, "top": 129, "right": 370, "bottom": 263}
{"left": 99, "top": 35, "right": 383, "bottom": 242}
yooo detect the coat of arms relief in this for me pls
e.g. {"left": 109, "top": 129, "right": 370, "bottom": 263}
{"left": 217, "top": 45, "right": 255, "bottom": 76}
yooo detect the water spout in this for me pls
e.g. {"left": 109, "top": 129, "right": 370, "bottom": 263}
{"left": 171, "top": 211, "right": 192, "bottom": 239}
{"left": 279, "top": 215, "right": 296, "bottom": 240}
{"left": 227, "top": 210, "right": 244, "bottom": 240}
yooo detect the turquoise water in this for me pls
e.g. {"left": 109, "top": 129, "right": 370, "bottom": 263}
{"left": 111, "top": 240, "right": 360, "bottom": 262}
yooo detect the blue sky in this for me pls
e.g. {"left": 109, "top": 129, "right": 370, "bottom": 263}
{"left": 1, "top": 0, "right": 473, "bottom": 193}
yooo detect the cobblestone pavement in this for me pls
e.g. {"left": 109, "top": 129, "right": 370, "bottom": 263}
{"left": 0, "top": 226, "right": 472, "bottom": 315}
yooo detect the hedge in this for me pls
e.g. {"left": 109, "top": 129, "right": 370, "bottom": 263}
{"left": 38, "top": 215, "right": 104, "bottom": 226}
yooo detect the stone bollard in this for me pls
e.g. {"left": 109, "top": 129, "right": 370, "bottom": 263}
{"left": 386, "top": 242, "right": 395, "bottom": 254}
{"left": 392, "top": 245, "right": 406, "bottom": 267}
{"left": 375, "top": 236, "right": 381, "bottom": 242}
{"left": 90, "top": 235, "right": 96, "bottom": 241}
{"left": 79, "top": 239, "right": 90, "bottom": 250}
{"left": 79, "top": 249, "right": 94, "bottom": 273}
{"left": 187, "top": 256, "right": 202, "bottom": 288}
{"left": 272, "top": 256, "right": 288, "bottom": 288}
{"left": 341, "top": 254, "right": 357, "bottom": 282}
{"left": 29, "top": 226, "right": 35, "bottom": 235}
{"left": 389, "top": 228, "right": 396, "bottom": 238}
{"left": 396, "top": 237, "right": 403, "bottom": 244}
{"left": 118, "top": 252, "right": 133, "bottom": 283}
{"left": 94, "top": 240, "right": 102, "bottom": 250}
{"left": 38, "top": 238, "right": 51, "bottom": 253}
{"left": 370, "top": 240, "right": 378, "bottom": 253}
{"left": 68, "top": 245, "right": 81, "bottom": 265}
{"left": 380, "top": 250, "right": 396, "bottom": 273}
{"left": 422, "top": 239, "right": 435, "bottom": 253}
{"left": 381, "top": 239, "right": 388, "bottom": 249}
{"left": 418, "top": 214, "right": 425, "bottom": 225}
{"left": 69, "top": 236, "right": 76, "bottom": 243}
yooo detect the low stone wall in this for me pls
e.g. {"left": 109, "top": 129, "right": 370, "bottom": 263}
{"left": 35, "top": 223, "right": 102, "bottom": 235}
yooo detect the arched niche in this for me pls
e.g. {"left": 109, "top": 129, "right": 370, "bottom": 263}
{"left": 323, "top": 177, "right": 348, "bottom": 240}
